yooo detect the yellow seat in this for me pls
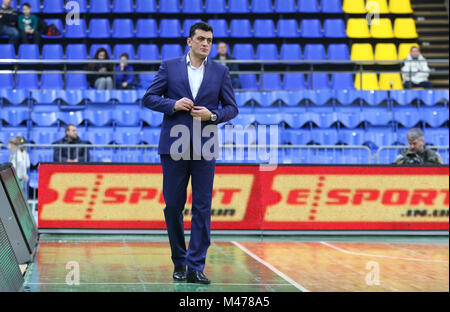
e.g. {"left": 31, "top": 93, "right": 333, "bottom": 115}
{"left": 389, "top": 0, "right": 413, "bottom": 14}
{"left": 374, "top": 43, "right": 398, "bottom": 65}
{"left": 370, "top": 18, "right": 394, "bottom": 38}
{"left": 354, "top": 73, "right": 380, "bottom": 90}
{"left": 366, "top": 0, "right": 389, "bottom": 14}
{"left": 347, "top": 18, "right": 370, "bottom": 38}
{"left": 351, "top": 43, "right": 374, "bottom": 64}
{"left": 394, "top": 18, "right": 418, "bottom": 39}
{"left": 343, "top": 0, "right": 367, "bottom": 13}
{"left": 398, "top": 43, "right": 420, "bottom": 60}
{"left": 379, "top": 73, "right": 404, "bottom": 90}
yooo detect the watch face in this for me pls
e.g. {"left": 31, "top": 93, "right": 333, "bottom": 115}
{"left": 211, "top": 114, "right": 217, "bottom": 121}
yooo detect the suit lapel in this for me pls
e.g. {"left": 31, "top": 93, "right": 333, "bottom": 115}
{"left": 180, "top": 56, "right": 194, "bottom": 100}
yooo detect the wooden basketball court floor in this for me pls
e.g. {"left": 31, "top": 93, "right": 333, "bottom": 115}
{"left": 23, "top": 235, "right": 449, "bottom": 292}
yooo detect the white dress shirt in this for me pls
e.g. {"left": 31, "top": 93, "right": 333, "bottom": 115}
{"left": 186, "top": 53, "right": 207, "bottom": 100}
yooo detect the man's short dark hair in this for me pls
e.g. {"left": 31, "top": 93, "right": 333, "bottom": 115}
{"left": 22, "top": 2, "right": 31, "bottom": 8}
{"left": 65, "top": 124, "right": 76, "bottom": 133}
{"left": 189, "top": 22, "right": 213, "bottom": 38}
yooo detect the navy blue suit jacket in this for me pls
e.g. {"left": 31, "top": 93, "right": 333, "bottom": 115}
{"left": 142, "top": 55, "right": 239, "bottom": 155}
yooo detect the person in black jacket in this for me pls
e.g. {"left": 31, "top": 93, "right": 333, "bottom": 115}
{"left": 0, "top": 0, "right": 20, "bottom": 47}
{"left": 87, "top": 48, "right": 114, "bottom": 90}
{"left": 53, "top": 124, "right": 90, "bottom": 162}
{"left": 213, "top": 41, "right": 242, "bottom": 89}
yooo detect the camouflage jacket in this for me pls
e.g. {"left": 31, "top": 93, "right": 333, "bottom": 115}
{"left": 394, "top": 146, "right": 443, "bottom": 165}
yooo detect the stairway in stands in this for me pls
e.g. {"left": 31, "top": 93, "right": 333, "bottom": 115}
{"left": 412, "top": 0, "right": 449, "bottom": 89}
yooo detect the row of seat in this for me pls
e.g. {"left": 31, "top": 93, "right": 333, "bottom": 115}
{"left": 347, "top": 18, "right": 417, "bottom": 39}
{"left": 1, "top": 89, "right": 448, "bottom": 106}
{"left": 3, "top": 105, "right": 447, "bottom": 129}
{"left": 8, "top": 0, "right": 411, "bottom": 14}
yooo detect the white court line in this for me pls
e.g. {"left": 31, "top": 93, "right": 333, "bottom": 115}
{"left": 320, "top": 241, "right": 449, "bottom": 264}
{"left": 231, "top": 241, "right": 310, "bottom": 292}
{"left": 24, "top": 282, "right": 291, "bottom": 286}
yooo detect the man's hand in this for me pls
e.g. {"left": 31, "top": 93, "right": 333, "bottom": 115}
{"left": 174, "top": 97, "right": 194, "bottom": 112}
{"left": 122, "top": 81, "right": 128, "bottom": 88}
{"left": 190, "top": 106, "right": 212, "bottom": 121}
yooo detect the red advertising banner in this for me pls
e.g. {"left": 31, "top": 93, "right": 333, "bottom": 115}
{"left": 38, "top": 164, "right": 449, "bottom": 231}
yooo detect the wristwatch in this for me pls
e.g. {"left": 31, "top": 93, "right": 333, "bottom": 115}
{"left": 210, "top": 113, "right": 217, "bottom": 122}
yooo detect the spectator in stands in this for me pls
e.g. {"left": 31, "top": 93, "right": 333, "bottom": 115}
{"left": 87, "top": 48, "right": 114, "bottom": 90}
{"left": 18, "top": 2, "right": 40, "bottom": 44}
{"left": 401, "top": 46, "right": 433, "bottom": 89}
{"left": 213, "top": 41, "right": 242, "bottom": 89}
{"left": 116, "top": 53, "right": 136, "bottom": 89}
{"left": 0, "top": 0, "right": 20, "bottom": 48}
{"left": 53, "top": 124, "right": 90, "bottom": 163}
{"left": 8, "top": 136, "right": 30, "bottom": 201}
{"left": 393, "top": 128, "right": 443, "bottom": 165}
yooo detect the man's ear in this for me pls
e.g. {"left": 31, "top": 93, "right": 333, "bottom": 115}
{"left": 187, "top": 37, "right": 192, "bottom": 47}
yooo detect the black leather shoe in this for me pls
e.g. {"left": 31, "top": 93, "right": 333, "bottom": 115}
{"left": 173, "top": 266, "right": 187, "bottom": 282}
{"left": 186, "top": 271, "right": 211, "bottom": 285}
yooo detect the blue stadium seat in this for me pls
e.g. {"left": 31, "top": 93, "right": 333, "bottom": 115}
{"left": 390, "top": 90, "right": 421, "bottom": 106}
{"left": 421, "top": 106, "right": 449, "bottom": 128}
{"left": 338, "top": 129, "right": 365, "bottom": 145}
{"left": 161, "top": 44, "right": 183, "bottom": 60}
{"left": 137, "top": 44, "right": 159, "bottom": 60}
{"left": 309, "top": 106, "right": 337, "bottom": 128}
{"left": 232, "top": 44, "right": 254, "bottom": 60}
{"left": 183, "top": 19, "right": 202, "bottom": 37}
{"left": 255, "top": 109, "right": 283, "bottom": 125}
{"left": 360, "top": 90, "right": 389, "bottom": 106}
{"left": 113, "top": 0, "right": 133, "bottom": 13}
{"left": 65, "top": 0, "right": 87, "bottom": 13}
{"left": 30, "top": 127, "right": 59, "bottom": 144}
{"left": 228, "top": 114, "right": 256, "bottom": 127}
{"left": 1, "top": 106, "right": 29, "bottom": 126}
{"left": 43, "top": 0, "right": 64, "bottom": 13}
{"left": 328, "top": 44, "right": 350, "bottom": 61}
{"left": 0, "top": 90, "right": 28, "bottom": 105}
{"left": 283, "top": 109, "right": 310, "bottom": 128}
{"left": 256, "top": 44, "right": 278, "bottom": 62}
{"left": 41, "top": 71, "right": 63, "bottom": 89}
{"left": 19, "top": 0, "right": 41, "bottom": 12}
{"left": 42, "top": 44, "right": 63, "bottom": 63}
{"left": 420, "top": 90, "right": 450, "bottom": 106}
{"left": 364, "top": 126, "right": 396, "bottom": 147}
{"left": 205, "top": 0, "right": 226, "bottom": 13}
{"left": 277, "top": 19, "right": 299, "bottom": 38}
{"left": 321, "top": 0, "right": 343, "bottom": 13}
{"left": 85, "top": 104, "right": 114, "bottom": 126}
{"left": 309, "top": 73, "right": 331, "bottom": 89}
{"left": 260, "top": 74, "right": 282, "bottom": 90}
{"left": 0, "top": 44, "right": 15, "bottom": 59}
{"left": 280, "top": 43, "right": 302, "bottom": 63}
{"left": 66, "top": 44, "right": 87, "bottom": 62}
{"left": 282, "top": 128, "right": 311, "bottom": 145}
{"left": 298, "top": 0, "right": 320, "bottom": 12}
{"left": 230, "top": 19, "right": 252, "bottom": 38}
{"left": 300, "top": 19, "right": 323, "bottom": 38}
{"left": 141, "top": 128, "right": 160, "bottom": 145}
{"left": 18, "top": 43, "right": 39, "bottom": 60}
{"left": 275, "top": 0, "right": 296, "bottom": 12}
{"left": 0, "top": 127, "right": 28, "bottom": 145}
{"left": 159, "top": 0, "right": 179, "bottom": 13}
{"left": 136, "top": 0, "right": 157, "bottom": 13}
{"left": 64, "top": 18, "right": 87, "bottom": 38}
{"left": 112, "top": 19, "right": 134, "bottom": 38}
{"left": 136, "top": 19, "right": 158, "bottom": 38}
{"left": 88, "top": 19, "right": 110, "bottom": 38}
{"left": 86, "top": 127, "right": 114, "bottom": 145}
{"left": 393, "top": 107, "right": 420, "bottom": 128}
{"left": 138, "top": 74, "right": 155, "bottom": 89}
{"left": 160, "top": 19, "right": 181, "bottom": 38}
{"left": 0, "top": 74, "right": 14, "bottom": 89}
{"left": 113, "top": 44, "right": 135, "bottom": 60}
{"left": 252, "top": 0, "right": 273, "bottom": 13}
{"left": 283, "top": 74, "right": 307, "bottom": 90}
{"left": 89, "top": 44, "right": 111, "bottom": 59}
{"left": 66, "top": 73, "right": 88, "bottom": 90}
{"left": 141, "top": 110, "right": 163, "bottom": 127}
{"left": 89, "top": 0, "right": 110, "bottom": 13}
{"left": 304, "top": 44, "right": 326, "bottom": 61}
{"left": 331, "top": 73, "right": 355, "bottom": 90}
{"left": 362, "top": 106, "right": 393, "bottom": 126}
{"left": 31, "top": 111, "right": 58, "bottom": 126}
{"left": 324, "top": 19, "right": 347, "bottom": 38}
{"left": 41, "top": 18, "right": 63, "bottom": 38}
{"left": 17, "top": 72, "right": 39, "bottom": 89}
{"left": 254, "top": 19, "right": 276, "bottom": 37}
{"left": 425, "top": 128, "right": 449, "bottom": 146}
{"left": 207, "top": 19, "right": 228, "bottom": 37}
{"left": 114, "top": 104, "right": 141, "bottom": 126}
{"left": 229, "top": 0, "right": 249, "bottom": 13}
{"left": 310, "top": 129, "right": 339, "bottom": 145}
{"left": 239, "top": 74, "right": 258, "bottom": 90}
{"left": 59, "top": 110, "right": 84, "bottom": 126}
{"left": 114, "top": 127, "right": 142, "bottom": 145}
{"left": 182, "top": 0, "right": 203, "bottom": 13}
{"left": 336, "top": 106, "right": 364, "bottom": 128}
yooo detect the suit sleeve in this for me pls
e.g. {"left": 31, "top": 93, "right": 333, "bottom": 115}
{"left": 142, "top": 61, "right": 177, "bottom": 116}
{"left": 210, "top": 67, "right": 239, "bottom": 124}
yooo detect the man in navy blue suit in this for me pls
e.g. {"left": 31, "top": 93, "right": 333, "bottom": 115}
{"left": 142, "top": 22, "right": 238, "bottom": 284}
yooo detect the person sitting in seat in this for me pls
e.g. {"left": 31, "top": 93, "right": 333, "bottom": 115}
{"left": 401, "top": 46, "right": 433, "bottom": 89}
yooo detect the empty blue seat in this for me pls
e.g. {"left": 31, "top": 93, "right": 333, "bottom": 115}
{"left": 309, "top": 73, "right": 331, "bottom": 89}
{"left": 41, "top": 18, "right": 63, "bottom": 38}
{"left": 113, "top": 0, "right": 133, "bottom": 13}
{"left": 421, "top": 106, "right": 449, "bottom": 128}
{"left": 41, "top": 71, "right": 64, "bottom": 89}
{"left": 360, "top": 90, "right": 389, "bottom": 106}
{"left": 89, "top": 0, "right": 110, "bottom": 13}
{"left": 85, "top": 104, "right": 114, "bottom": 126}
{"left": 0, "top": 74, "right": 15, "bottom": 89}
{"left": 42, "top": 44, "right": 63, "bottom": 61}
{"left": 365, "top": 126, "right": 396, "bottom": 147}
{"left": 324, "top": 19, "right": 346, "bottom": 38}
{"left": 18, "top": 43, "right": 39, "bottom": 60}
{"left": 331, "top": 73, "right": 355, "bottom": 90}
{"left": 393, "top": 107, "right": 421, "bottom": 128}
{"left": 31, "top": 111, "right": 58, "bottom": 126}
{"left": 183, "top": 19, "right": 202, "bottom": 37}
{"left": 275, "top": 0, "right": 296, "bottom": 12}
{"left": 362, "top": 106, "right": 393, "bottom": 126}
{"left": 229, "top": 0, "right": 249, "bottom": 13}
{"left": 230, "top": 19, "right": 252, "bottom": 38}
{"left": 65, "top": 18, "right": 86, "bottom": 38}
{"left": 252, "top": 0, "right": 273, "bottom": 12}
{"left": 141, "top": 128, "right": 161, "bottom": 145}
{"left": 390, "top": 90, "right": 421, "bottom": 106}
{"left": 425, "top": 128, "right": 449, "bottom": 146}
{"left": 309, "top": 106, "right": 337, "bottom": 127}
{"left": 328, "top": 44, "right": 350, "bottom": 61}
{"left": 321, "top": 0, "right": 343, "bottom": 13}
{"left": 0, "top": 90, "right": 28, "bottom": 105}
{"left": 207, "top": 19, "right": 228, "bottom": 37}
{"left": 89, "top": 44, "right": 111, "bottom": 59}
{"left": 282, "top": 108, "right": 310, "bottom": 128}
{"left": 17, "top": 72, "right": 39, "bottom": 89}
{"left": 182, "top": 0, "right": 203, "bottom": 13}
{"left": 239, "top": 74, "right": 258, "bottom": 90}
{"left": 137, "top": 44, "right": 159, "bottom": 60}
{"left": 161, "top": 44, "right": 183, "bottom": 60}
{"left": 160, "top": 19, "right": 181, "bottom": 38}
{"left": 136, "top": 0, "right": 157, "bottom": 13}
{"left": 298, "top": 0, "right": 320, "bottom": 12}
{"left": 114, "top": 105, "right": 141, "bottom": 126}
{"left": 43, "top": 0, "right": 63, "bottom": 13}
{"left": 338, "top": 129, "right": 365, "bottom": 145}
{"left": 0, "top": 44, "right": 15, "bottom": 59}
{"left": 0, "top": 127, "right": 28, "bottom": 145}
{"left": 86, "top": 127, "right": 114, "bottom": 144}
{"left": 30, "top": 127, "right": 59, "bottom": 144}
{"left": 66, "top": 73, "right": 88, "bottom": 90}
{"left": 141, "top": 110, "right": 163, "bottom": 127}
{"left": 65, "top": 0, "right": 87, "bottom": 13}
{"left": 159, "top": 0, "right": 179, "bottom": 13}
{"left": 280, "top": 43, "right": 302, "bottom": 62}
{"left": 310, "top": 129, "right": 339, "bottom": 145}
{"left": 254, "top": 19, "right": 276, "bottom": 37}
{"left": 256, "top": 44, "right": 278, "bottom": 62}
{"left": 420, "top": 90, "right": 450, "bottom": 106}
{"left": 300, "top": 19, "right": 323, "bottom": 38}
{"left": 336, "top": 106, "right": 364, "bottom": 128}
{"left": 1, "top": 106, "right": 29, "bottom": 126}
{"left": 66, "top": 44, "right": 87, "bottom": 61}
{"left": 282, "top": 129, "right": 311, "bottom": 144}
{"left": 114, "top": 127, "right": 142, "bottom": 145}
{"left": 112, "top": 19, "right": 134, "bottom": 38}
{"left": 113, "top": 44, "right": 135, "bottom": 60}
{"left": 277, "top": 19, "right": 299, "bottom": 37}
{"left": 205, "top": 0, "right": 226, "bottom": 13}
{"left": 136, "top": 19, "right": 158, "bottom": 38}
{"left": 88, "top": 19, "right": 110, "bottom": 38}
{"left": 138, "top": 74, "right": 155, "bottom": 89}
{"left": 260, "top": 74, "right": 282, "bottom": 90}
{"left": 59, "top": 110, "right": 84, "bottom": 126}
{"left": 232, "top": 44, "right": 254, "bottom": 60}
{"left": 20, "top": 0, "right": 41, "bottom": 12}
{"left": 283, "top": 74, "right": 307, "bottom": 90}
{"left": 304, "top": 44, "right": 326, "bottom": 61}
